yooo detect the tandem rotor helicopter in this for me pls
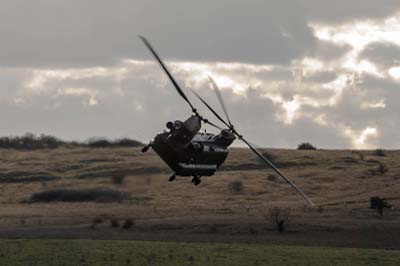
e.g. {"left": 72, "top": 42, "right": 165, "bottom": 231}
{"left": 139, "top": 36, "right": 315, "bottom": 206}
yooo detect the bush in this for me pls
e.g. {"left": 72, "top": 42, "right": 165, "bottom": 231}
{"left": 261, "top": 151, "right": 275, "bottom": 161}
{"left": 297, "top": 142, "right": 317, "bottom": 150}
{"left": 90, "top": 216, "right": 104, "bottom": 230}
{"left": 0, "top": 133, "right": 63, "bottom": 150}
{"left": 369, "top": 162, "right": 389, "bottom": 175}
{"left": 228, "top": 181, "right": 244, "bottom": 193}
{"left": 87, "top": 138, "right": 144, "bottom": 148}
{"left": 370, "top": 197, "right": 392, "bottom": 216}
{"left": 268, "top": 207, "right": 291, "bottom": 233}
{"left": 358, "top": 152, "right": 365, "bottom": 161}
{"left": 377, "top": 162, "right": 388, "bottom": 174}
{"left": 28, "top": 188, "right": 129, "bottom": 203}
{"left": 0, "top": 133, "right": 143, "bottom": 150}
{"left": 93, "top": 216, "right": 104, "bottom": 224}
{"left": 115, "top": 138, "right": 142, "bottom": 147}
{"left": 111, "top": 175, "right": 125, "bottom": 185}
{"left": 87, "top": 139, "right": 113, "bottom": 148}
{"left": 249, "top": 227, "right": 258, "bottom": 235}
{"left": 267, "top": 174, "right": 277, "bottom": 182}
{"left": 374, "top": 149, "right": 385, "bottom": 157}
{"left": 122, "top": 218, "right": 134, "bottom": 229}
{"left": 110, "top": 218, "right": 120, "bottom": 228}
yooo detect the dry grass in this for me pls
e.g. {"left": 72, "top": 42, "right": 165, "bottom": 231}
{"left": 0, "top": 147, "right": 399, "bottom": 247}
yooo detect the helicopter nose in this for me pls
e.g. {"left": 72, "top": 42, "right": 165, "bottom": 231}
{"left": 221, "top": 129, "right": 235, "bottom": 139}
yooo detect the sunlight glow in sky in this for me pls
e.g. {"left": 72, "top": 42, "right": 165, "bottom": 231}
{"left": 344, "top": 126, "right": 378, "bottom": 149}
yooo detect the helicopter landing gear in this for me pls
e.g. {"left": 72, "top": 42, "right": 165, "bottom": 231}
{"left": 169, "top": 174, "right": 176, "bottom": 182}
{"left": 191, "top": 176, "right": 201, "bottom": 186}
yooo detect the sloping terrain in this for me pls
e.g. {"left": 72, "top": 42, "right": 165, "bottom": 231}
{"left": 0, "top": 147, "right": 399, "bottom": 248}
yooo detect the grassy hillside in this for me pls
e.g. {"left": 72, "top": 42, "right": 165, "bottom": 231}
{"left": 0, "top": 239, "right": 399, "bottom": 266}
{"left": 0, "top": 147, "right": 399, "bottom": 248}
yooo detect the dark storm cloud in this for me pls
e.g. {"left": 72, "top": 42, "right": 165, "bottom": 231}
{"left": 2, "top": 1, "right": 398, "bottom": 68}
{"left": 0, "top": 0, "right": 317, "bottom": 67}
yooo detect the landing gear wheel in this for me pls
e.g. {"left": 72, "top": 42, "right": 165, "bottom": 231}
{"left": 192, "top": 176, "right": 201, "bottom": 186}
{"left": 169, "top": 174, "right": 176, "bottom": 182}
{"left": 141, "top": 146, "right": 149, "bottom": 153}
{"left": 194, "top": 178, "right": 201, "bottom": 186}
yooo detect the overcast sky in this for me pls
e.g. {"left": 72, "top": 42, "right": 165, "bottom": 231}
{"left": 2, "top": 0, "right": 400, "bottom": 149}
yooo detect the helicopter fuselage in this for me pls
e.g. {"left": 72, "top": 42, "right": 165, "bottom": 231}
{"left": 150, "top": 115, "right": 235, "bottom": 177}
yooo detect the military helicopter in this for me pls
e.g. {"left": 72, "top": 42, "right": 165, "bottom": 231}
{"left": 139, "top": 36, "right": 315, "bottom": 206}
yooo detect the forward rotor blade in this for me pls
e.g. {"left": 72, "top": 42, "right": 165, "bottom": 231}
{"left": 208, "top": 75, "right": 233, "bottom": 127}
{"left": 239, "top": 136, "right": 315, "bottom": 206}
{"left": 190, "top": 88, "right": 231, "bottom": 129}
{"left": 203, "top": 119, "right": 223, "bottom": 130}
{"left": 139, "top": 36, "right": 196, "bottom": 112}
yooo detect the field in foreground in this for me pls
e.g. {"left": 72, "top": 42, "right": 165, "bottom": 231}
{"left": 0, "top": 239, "right": 399, "bottom": 266}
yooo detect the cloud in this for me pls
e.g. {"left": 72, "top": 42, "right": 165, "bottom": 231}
{"left": 0, "top": 59, "right": 379, "bottom": 148}
{"left": 361, "top": 42, "right": 400, "bottom": 68}
{"left": 343, "top": 126, "right": 379, "bottom": 149}
{"left": 56, "top": 87, "right": 98, "bottom": 106}
{"left": 301, "top": 0, "right": 400, "bottom": 23}
{"left": 1, "top": 1, "right": 400, "bottom": 149}
{"left": 0, "top": 0, "right": 317, "bottom": 67}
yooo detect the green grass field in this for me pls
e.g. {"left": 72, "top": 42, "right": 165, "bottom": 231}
{"left": 0, "top": 239, "right": 398, "bottom": 266}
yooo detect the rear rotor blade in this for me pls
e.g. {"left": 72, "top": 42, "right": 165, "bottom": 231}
{"left": 239, "top": 136, "right": 315, "bottom": 206}
{"left": 190, "top": 88, "right": 231, "bottom": 129}
{"left": 139, "top": 36, "right": 196, "bottom": 112}
{"left": 208, "top": 75, "right": 233, "bottom": 127}
{"left": 195, "top": 76, "right": 315, "bottom": 206}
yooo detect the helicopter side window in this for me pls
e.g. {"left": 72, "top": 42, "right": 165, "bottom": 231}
{"left": 174, "top": 120, "right": 182, "bottom": 130}
{"left": 191, "top": 142, "right": 203, "bottom": 153}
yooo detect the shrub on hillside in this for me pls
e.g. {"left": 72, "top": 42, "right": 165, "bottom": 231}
{"left": 267, "top": 174, "right": 277, "bottom": 182}
{"left": 369, "top": 162, "right": 389, "bottom": 176}
{"left": 122, "top": 218, "right": 135, "bottom": 229}
{"left": 110, "top": 218, "right": 120, "bottom": 228}
{"left": 297, "top": 142, "right": 317, "bottom": 150}
{"left": 87, "top": 138, "right": 143, "bottom": 148}
{"left": 115, "top": 138, "right": 142, "bottom": 147}
{"left": 0, "top": 133, "right": 143, "bottom": 150}
{"left": 261, "top": 151, "right": 276, "bottom": 163}
{"left": 268, "top": 207, "right": 291, "bottom": 233}
{"left": 87, "top": 139, "right": 113, "bottom": 148}
{"left": 111, "top": 175, "right": 125, "bottom": 185}
{"left": 370, "top": 197, "right": 392, "bottom": 216}
{"left": 228, "top": 181, "right": 244, "bottom": 193}
{"left": 374, "top": 149, "right": 385, "bottom": 157}
{"left": 0, "top": 133, "right": 63, "bottom": 149}
{"left": 27, "top": 188, "right": 129, "bottom": 203}
{"left": 377, "top": 162, "right": 388, "bottom": 174}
